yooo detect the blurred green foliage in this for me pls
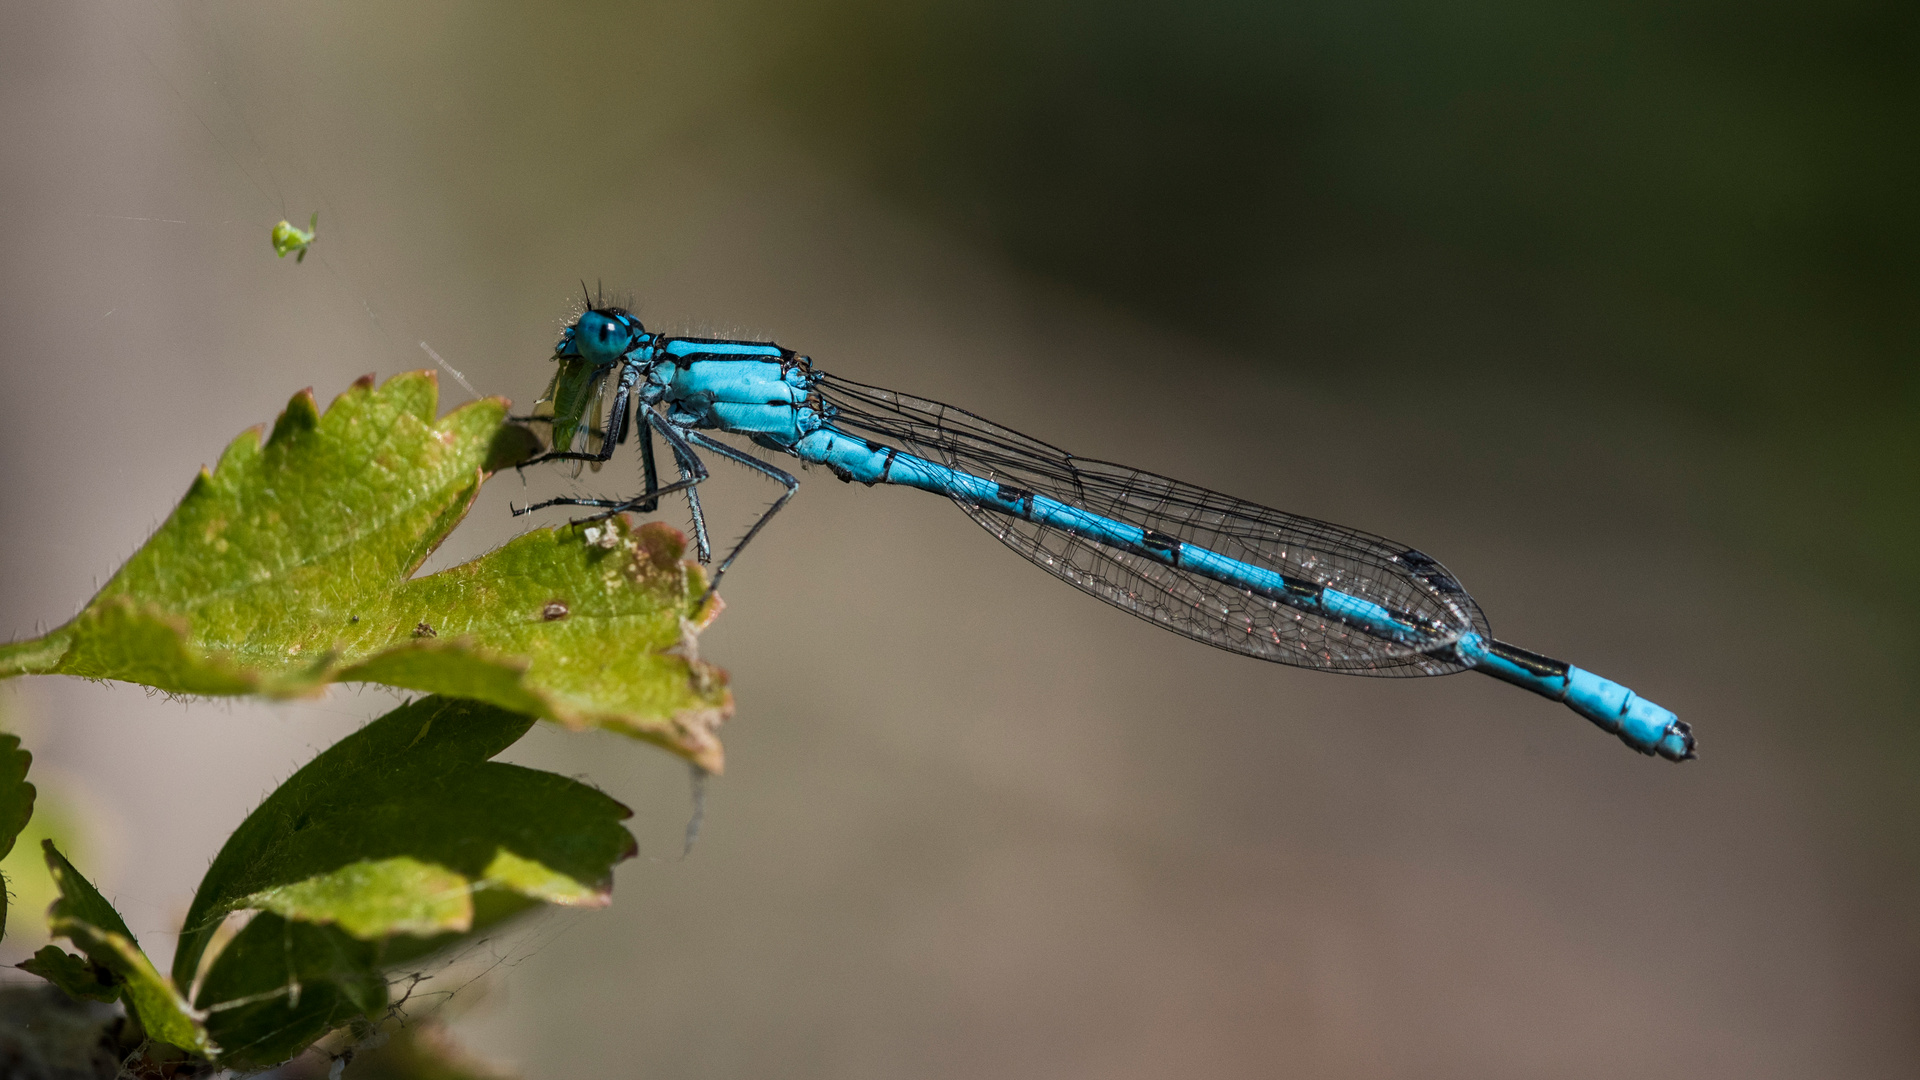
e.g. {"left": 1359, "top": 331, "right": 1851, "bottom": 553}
{"left": 0, "top": 734, "right": 33, "bottom": 942}
{"left": 745, "top": 0, "right": 1915, "bottom": 410}
{"left": 24, "top": 697, "right": 643, "bottom": 1071}
{"left": 732, "top": 0, "right": 1917, "bottom": 601}
{"left": 31, "top": 841, "right": 209, "bottom": 1054}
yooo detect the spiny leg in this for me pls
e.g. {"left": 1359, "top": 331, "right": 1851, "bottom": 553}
{"left": 685, "top": 431, "right": 799, "bottom": 598}
{"left": 683, "top": 481, "right": 712, "bottom": 562}
{"left": 574, "top": 402, "right": 665, "bottom": 514}
{"left": 649, "top": 414, "right": 713, "bottom": 559}
{"left": 509, "top": 477, "right": 701, "bottom": 519}
{"left": 526, "top": 402, "right": 665, "bottom": 513}
{"left": 572, "top": 412, "right": 711, "bottom": 527}
{"left": 513, "top": 408, "right": 710, "bottom": 522}
{"left": 634, "top": 406, "right": 662, "bottom": 513}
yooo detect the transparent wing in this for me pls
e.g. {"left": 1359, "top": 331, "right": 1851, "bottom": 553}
{"left": 531, "top": 358, "right": 612, "bottom": 477}
{"left": 581, "top": 374, "right": 609, "bottom": 475}
{"left": 815, "top": 374, "right": 1491, "bottom": 675}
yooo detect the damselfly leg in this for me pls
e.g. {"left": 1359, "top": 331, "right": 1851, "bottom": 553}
{"left": 513, "top": 408, "right": 708, "bottom": 523}
{"left": 656, "top": 415, "right": 712, "bottom": 561}
{"left": 685, "top": 431, "right": 799, "bottom": 598}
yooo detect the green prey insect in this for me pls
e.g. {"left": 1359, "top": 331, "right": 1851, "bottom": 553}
{"left": 531, "top": 349, "right": 613, "bottom": 476}
{"left": 270, "top": 212, "right": 317, "bottom": 262}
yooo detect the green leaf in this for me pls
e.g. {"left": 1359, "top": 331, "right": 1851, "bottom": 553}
{"left": 247, "top": 856, "right": 475, "bottom": 939}
{"left": 0, "top": 733, "right": 35, "bottom": 941}
{"left": 18, "top": 944, "right": 120, "bottom": 1003}
{"left": 197, "top": 912, "right": 386, "bottom": 1070}
{"left": 175, "top": 695, "right": 636, "bottom": 995}
{"left": 0, "top": 372, "right": 732, "bottom": 768}
{"left": 188, "top": 696, "right": 635, "bottom": 1070}
{"left": 39, "top": 841, "right": 209, "bottom": 1054}
{"left": 0, "top": 735, "right": 35, "bottom": 860}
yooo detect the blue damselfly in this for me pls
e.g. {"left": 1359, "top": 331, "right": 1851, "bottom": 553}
{"left": 517, "top": 299, "right": 1694, "bottom": 762}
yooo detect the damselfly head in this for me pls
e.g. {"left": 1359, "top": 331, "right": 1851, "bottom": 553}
{"left": 571, "top": 307, "right": 643, "bottom": 365}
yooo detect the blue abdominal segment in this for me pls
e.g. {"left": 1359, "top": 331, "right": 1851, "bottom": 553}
{"left": 1451, "top": 635, "right": 1691, "bottom": 760}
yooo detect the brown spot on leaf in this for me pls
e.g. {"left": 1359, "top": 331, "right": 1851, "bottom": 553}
{"left": 636, "top": 521, "right": 688, "bottom": 569}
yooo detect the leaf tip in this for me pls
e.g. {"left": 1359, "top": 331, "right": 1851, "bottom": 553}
{"left": 379, "top": 369, "right": 442, "bottom": 424}
{"left": 205, "top": 425, "right": 265, "bottom": 484}
{"left": 267, "top": 388, "right": 321, "bottom": 446}
{"left": 315, "top": 372, "right": 380, "bottom": 425}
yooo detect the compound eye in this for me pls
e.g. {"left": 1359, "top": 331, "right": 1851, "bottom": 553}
{"left": 575, "top": 311, "right": 632, "bottom": 360}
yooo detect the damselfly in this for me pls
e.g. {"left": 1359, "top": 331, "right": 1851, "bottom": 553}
{"left": 517, "top": 298, "right": 1694, "bottom": 762}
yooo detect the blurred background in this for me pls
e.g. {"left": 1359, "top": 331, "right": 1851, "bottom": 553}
{"left": 0, "top": 0, "right": 1915, "bottom": 1076}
